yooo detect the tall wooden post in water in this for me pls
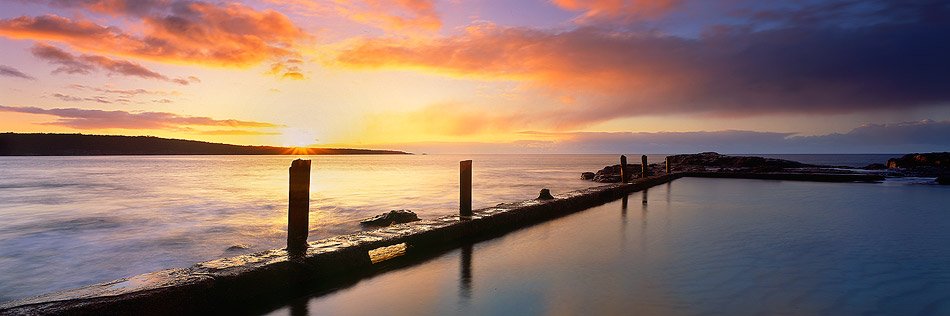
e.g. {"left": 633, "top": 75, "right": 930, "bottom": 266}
{"left": 288, "top": 159, "right": 311, "bottom": 256}
{"left": 460, "top": 160, "right": 473, "bottom": 219}
{"left": 641, "top": 155, "right": 648, "bottom": 178}
{"left": 620, "top": 155, "right": 628, "bottom": 183}
{"left": 665, "top": 156, "right": 671, "bottom": 174}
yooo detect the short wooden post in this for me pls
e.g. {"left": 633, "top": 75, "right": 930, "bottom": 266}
{"left": 665, "top": 156, "right": 671, "bottom": 173}
{"left": 641, "top": 155, "right": 648, "bottom": 178}
{"left": 460, "top": 160, "right": 472, "bottom": 219}
{"left": 620, "top": 155, "right": 628, "bottom": 183}
{"left": 288, "top": 159, "right": 311, "bottom": 256}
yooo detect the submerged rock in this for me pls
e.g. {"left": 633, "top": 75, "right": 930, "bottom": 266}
{"left": 225, "top": 244, "right": 251, "bottom": 252}
{"left": 580, "top": 172, "right": 595, "bottom": 180}
{"left": 360, "top": 210, "right": 420, "bottom": 226}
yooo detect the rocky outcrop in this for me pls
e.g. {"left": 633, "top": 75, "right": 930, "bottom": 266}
{"left": 590, "top": 164, "right": 641, "bottom": 183}
{"left": 666, "top": 152, "right": 809, "bottom": 170}
{"left": 360, "top": 210, "right": 420, "bottom": 226}
{"left": 886, "top": 152, "right": 950, "bottom": 169}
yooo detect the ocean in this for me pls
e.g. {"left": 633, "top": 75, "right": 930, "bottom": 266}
{"left": 0, "top": 153, "right": 919, "bottom": 303}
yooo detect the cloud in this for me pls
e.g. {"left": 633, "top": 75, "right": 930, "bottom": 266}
{"left": 0, "top": 65, "right": 36, "bottom": 80}
{"left": 363, "top": 120, "right": 950, "bottom": 154}
{"left": 50, "top": 93, "right": 111, "bottom": 104}
{"left": 337, "top": 2, "right": 950, "bottom": 128}
{"left": 198, "top": 130, "right": 283, "bottom": 136}
{"left": 69, "top": 84, "right": 181, "bottom": 96}
{"left": 267, "top": 0, "right": 440, "bottom": 33}
{"left": 551, "top": 0, "right": 682, "bottom": 22}
{"left": 0, "top": 1, "right": 307, "bottom": 68}
{"left": 267, "top": 59, "right": 306, "bottom": 80}
{"left": 30, "top": 43, "right": 199, "bottom": 85}
{"left": 0, "top": 105, "right": 283, "bottom": 130}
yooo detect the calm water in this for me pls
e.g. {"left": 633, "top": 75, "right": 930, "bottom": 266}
{"left": 0, "top": 154, "right": 634, "bottom": 302}
{"left": 0, "top": 154, "right": 931, "bottom": 303}
{"left": 266, "top": 178, "right": 950, "bottom": 316}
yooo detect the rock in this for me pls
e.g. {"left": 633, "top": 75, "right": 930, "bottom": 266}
{"left": 538, "top": 189, "right": 555, "bottom": 200}
{"left": 580, "top": 172, "right": 595, "bottom": 180}
{"left": 360, "top": 210, "right": 420, "bottom": 226}
{"left": 937, "top": 176, "right": 950, "bottom": 185}
{"left": 886, "top": 152, "right": 950, "bottom": 169}
{"left": 863, "top": 163, "right": 887, "bottom": 170}
{"left": 588, "top": 164, "right": 640, "bottom": 183}
{"left": 666, "top": 152, "right": 809, "bottom": 169}
{"left": 225, "top": 244, "right": 250, "bottom": 252}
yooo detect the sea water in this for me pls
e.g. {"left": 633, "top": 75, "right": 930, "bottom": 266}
{"left": 265, "top": 177, "right": 950, "bottom": 316}
{"left": 0, "top": 154, "right": 916, "bottom": 303}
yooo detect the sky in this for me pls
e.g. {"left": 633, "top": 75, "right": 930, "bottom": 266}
{"left": 1, "top": 0, "right": 948, "bottom": 154}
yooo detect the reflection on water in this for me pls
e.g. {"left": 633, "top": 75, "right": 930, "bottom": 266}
{"left": 264, "top": 178, "right": 950, "bottom": 316}
{"left": 0, "top": 154, "right": 627, "bottom": 302}
{"left": 459, "top": 243, "right": 473, "bottom": 301}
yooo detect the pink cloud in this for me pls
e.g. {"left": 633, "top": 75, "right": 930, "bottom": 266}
{"left": 0, "top": 105, "right": 283, "bottom": 130}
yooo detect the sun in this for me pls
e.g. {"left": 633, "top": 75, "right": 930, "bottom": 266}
{"left": 280, "top": 128, "right": 320, "bottom": 148}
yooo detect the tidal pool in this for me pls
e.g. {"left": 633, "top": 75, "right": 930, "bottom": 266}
{"left": 264, "top": 177, "right": 950, "bottom": 316}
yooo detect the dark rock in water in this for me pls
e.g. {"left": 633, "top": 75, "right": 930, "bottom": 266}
{"left": 937, "top": 176, "right": 950, "bottom": 185}
{"left": 863, "top": 163, "right": 887, "bottom": 170}
{"left": 580, "top": 172, "right": 595, "bottom": 180}
{"left": 360, "top": 210, "right": 420, "bottom": 226}
{"left": 886, "top": 152, "right": 950, "bottom": 169}
{"left": 538, "top": 188, "right": 555, "bottom": 200}
{"left": 666, "top": 152, "right": 809, "bottom": 169}
{"left": 589, "top": 164, "right": 640, "bottom": 183}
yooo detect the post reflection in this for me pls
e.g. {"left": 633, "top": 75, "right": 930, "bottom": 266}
{"left": 641, "top": 188, "right": 649, "bottom": 254}
{"left": 290, "top": 298, "right": 308, "bottom": 316}
{"left": 459, "top": 242, "right": 473, "bottom": 301}
{"left": 621, "top": 194, "right": 629, "bottom": 219}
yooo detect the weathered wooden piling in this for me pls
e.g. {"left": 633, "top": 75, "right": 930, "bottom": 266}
{"left": 665, "top": 156, "right": 671, "bottom": 173}
{"left": 620, "top": 155, "right": 628, "bottom": 183}
{"left": 460, "top": 160, "right": 473, "bottom": 219}
{"left": 641, "top": 155, "right": 648, "bottom": 178}
{"left": 288, "top": 159, "right": 311, "bottom": 256}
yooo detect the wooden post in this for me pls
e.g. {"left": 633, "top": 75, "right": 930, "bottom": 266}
{"left": 460, "top": 160, "right": 472, "bottom": 219}
{"left": 288, "top": 159, "right": 311, "bottom": 256}
{"left": 620, "top": 155, "right": 628, "bottom": 183}
{"left": 641, "top": 155, "right": 648, "bottom": 178}
{"left": 665, "top": 156, "right": 671, "bottom": 173}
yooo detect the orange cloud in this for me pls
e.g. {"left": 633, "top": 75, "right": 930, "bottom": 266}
{"left": 267, "top": 59, "right": 306, "bottom": 80}
{"left": 551, "top": 0, "right": 682, "bottom": 22}
{"left": 0, "top": 105, "right": 283, "bottom": 130}
{"left": 0, "top": 2, "right": 307, "bottom": 68}
{"left": 198, "top": 130, "right": 283, "bottom": 136}
{"left": 267, "top": 0, "right": 440, "bottom": 33}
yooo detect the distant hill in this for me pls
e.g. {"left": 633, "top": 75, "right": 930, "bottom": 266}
{"left": 0, "top": 133, "right": 411, "bottom": 156}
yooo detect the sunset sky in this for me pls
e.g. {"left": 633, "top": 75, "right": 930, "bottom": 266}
{"left": 1, "top": 0, "right": 948, "bottom": 153}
